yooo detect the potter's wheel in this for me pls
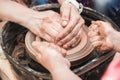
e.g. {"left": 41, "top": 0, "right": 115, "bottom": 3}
{"left": 1, "top": 4, "right": 118, "bottom": 80}
{"left": 25, "top": 25, "right": 93, "bottom": 66}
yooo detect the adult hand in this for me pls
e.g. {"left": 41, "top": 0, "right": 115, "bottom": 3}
{"left": 88, "top": 21, "right": 115, "bottom": 53}
{"left": 24, "top": 10, "right": 63, "bottom": 42}
{"left": 32, "top": 37, "right": 70, "bottom": 72}
{"left": 0, "top": 0, "right": 63, "bottom": 43}
{"left": 56, "top": 3, "right": 85, "bottom": 49}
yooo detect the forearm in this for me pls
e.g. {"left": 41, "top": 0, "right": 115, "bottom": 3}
{"left": 51, "top": 66, "right": 82, "bottom": 80}
{"left": 0, "top": 0, "right": 42, "bottom": 28}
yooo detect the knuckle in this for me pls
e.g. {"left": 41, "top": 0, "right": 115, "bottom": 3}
{"left": 71, "top": 32, "right": 77, "bottom": 37}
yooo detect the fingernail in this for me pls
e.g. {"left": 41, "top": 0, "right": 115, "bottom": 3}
{"left": 62, "top": 21, "right": 67, "bottom": 26}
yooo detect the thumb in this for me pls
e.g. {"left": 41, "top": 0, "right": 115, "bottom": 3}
{"left": 92, "top": 21, "right": 114, "bottom": 35}
{"left": 32, "top": 41, "right": 43, "bottom": 55}
{"left": 60, "top": 4, "right": 71, "bottom": 27}
{"left": 64, "top": 58, "right": 71, "bottom": 68}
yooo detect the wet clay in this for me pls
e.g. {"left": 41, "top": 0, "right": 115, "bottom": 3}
{"left": 25, "top": 25, "right": 94, "bottom": 62}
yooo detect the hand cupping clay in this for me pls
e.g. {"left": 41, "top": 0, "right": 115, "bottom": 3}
{"left": 25, "top": 25, "right": 94, "bottom": 66}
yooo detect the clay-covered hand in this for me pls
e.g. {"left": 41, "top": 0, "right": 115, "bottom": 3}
{"left": 32, "top": 37, "right": 70, "bottom": 72}
{"left": 25, "top": 10, "right": 63, "bottom": 42}
{"left": 88, "top": 21, "right": 115, "bottom": 53}
{"left": 56, "top": 3, "right": 85, "bottom": 49}
{"left": 0, "top": 1, "right": 63, "bottom": 43}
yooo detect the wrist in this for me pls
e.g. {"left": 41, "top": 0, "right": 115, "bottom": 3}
{"left": 50, "top": 65, "right": 70, "bottom": 75}
{"left": 108, "top": 30, "right": 120, "bottom": 51}
{"left": 61, "top": 0, "right": 83, "bottom": 14}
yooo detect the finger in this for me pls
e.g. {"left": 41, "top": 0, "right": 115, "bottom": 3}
{"left": 60, "top": 4, "right": 71, "bottom": 26}
{"left": 63, "top": 38, "right": 78, "bottom": 49}
{"left": 89, "top": 24, "right": 99, "bottom": 33}
{"left": 89, "top": 36, "right": 103, "bottom": 43}
{"left": 91, "top": 41, "right": 103, "bottom": 49}
{"left": 44, "top": 23, "right": 59, "bottom": 38}
{"left": 100, "top": 44, "right": 112, "bottom": 53}
{"left": 51, "top": 21, "right": 64, "bottom": 33}
{"left": 35, "top": 36, "right": 41, "bottom": 42}
{"left": 49, "top": 43, "right": 67, "bottom": 57}
{"left": 45, "top": 19, "right": 64, "bottom": 38}
{"left": 51, "top": 12, "right": 61, "bottom": 23}
{"left": 92, "top": 21, "right": 102, "bottom": 26}
{"left": 88, "top": 31, "right": 98, "bottom": 37}
{"left": 32, "top": 41, "right": 42, "bottom": 57}
{"left": 63, "top": 28, "right": 82, "bottom": 49}
{"left": 72, "top": 36, "right": 81, "bottom": 47}
{"left": 56, "top": 13, "right": 81, "bottom": 41}
{"left": 32, "top": 41, "right": 41, "bottom": 53}
{"left": 64, "top": 58, "right": 71, "bottom": 68}
{"left": 61, "top": 48, "right": 67, "bottom": 57}
{"left": 41, "top": 33, "right": 54, "bottom": 42}
{"left": 56, "top": 45, "right": 67, "bottom": 57}
{"left": 58, "top": 20, "right": 83, "bottom": 46}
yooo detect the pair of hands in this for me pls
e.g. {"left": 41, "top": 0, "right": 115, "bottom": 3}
{"left": 32, "top": 37, "right": 71, "bottom": 73}
{"left": 31, "top": 21, "right": 116, "bottom": 74}
{"left": 27, "top": 3, "right": 84, "bottom": 49}
{"left": 23, "top": 2, "right": 84, "bottom": 74}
